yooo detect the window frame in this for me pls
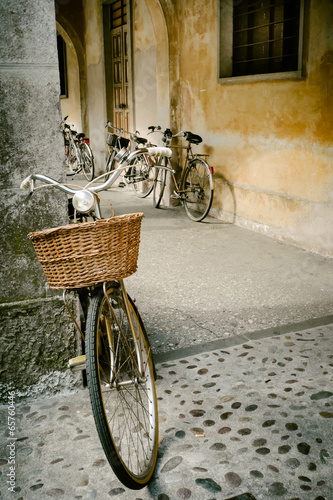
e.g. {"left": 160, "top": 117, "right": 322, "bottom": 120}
{"left": 218, "top": 0, "right": 306, "bottom": 84}
{"left": 57, "top": 34, "right": 68, "bottom": 98}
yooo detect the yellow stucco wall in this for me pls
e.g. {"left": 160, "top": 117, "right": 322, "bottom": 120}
{"left": 164, "top": 0, "right": 333, "bottom": 255}
{"left": 133, "top": 0, "right": 159, "bottom": 134}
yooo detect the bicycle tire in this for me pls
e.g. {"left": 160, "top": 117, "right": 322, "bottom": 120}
{"left": 103, "top": 149, "right": 118, "bottom": 181}
{"left": 85, "top": 283, "right": 158, "bottom": 489}
{"left": 152, "top": 157, "right": 167, "bottom": 208}
{"left": 66, "top": 142, "right": 78, "bottom": 175}
{"left": 182, "top": 158, "right": 214, "bottom": 222}
{"left": 130, "top": 153, "right": 154, "bottom": 198}
{"left": 81, "top": 142, "right": 95, "bottom": 181}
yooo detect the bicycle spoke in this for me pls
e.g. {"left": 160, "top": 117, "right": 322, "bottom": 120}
{"left": 183, "top": 159, "right": 214, "bottom": 221}
{"left": 86, "top": 285, "right": 158, "bottom": 487}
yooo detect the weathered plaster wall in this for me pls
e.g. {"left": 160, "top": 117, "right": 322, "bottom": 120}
{"left": 133, "top": 0, "right": 158, "bottom": 134}
{"left": 165, "top": 0, "right": 333, "bottom": 256}
{"left": 0, "top": 0, "right": 80, "bottom": 400}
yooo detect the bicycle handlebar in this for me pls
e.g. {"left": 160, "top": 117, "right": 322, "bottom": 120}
{"left": 147, "top": 127, "right": 202, "bottom": 146}
{"left": 106, "top": 121, "right": 141, "bottom": 139}
{"left": 20, "top": 146, "right": 172, "bottom": 196}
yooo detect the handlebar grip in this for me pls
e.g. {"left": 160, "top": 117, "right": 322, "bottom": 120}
{"left": 146, "top": 147, "right": 172, "bottom": 158}
{"left": 20, "top": 175, "right": 32, "bottom": 190}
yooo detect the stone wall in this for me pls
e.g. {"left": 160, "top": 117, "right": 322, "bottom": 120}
{"left": 0, "top": 0, "right": 81, "bottom": 401}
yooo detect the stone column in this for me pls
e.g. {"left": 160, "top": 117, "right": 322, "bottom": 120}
{"left": 0, "top": 0, "right": 81, "bottom": 400}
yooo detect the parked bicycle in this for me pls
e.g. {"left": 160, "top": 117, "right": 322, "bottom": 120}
{"left": 148, "top": 126, "right": 214, "bottom": 222}
{"left": 62, "top": 116, "right": 94, "bottom": 181}
{"left": 105, "top": 122, "right": 155, "bottom": 198}
{"left": 20, "top": 144, "right": 172, "bottom": 489}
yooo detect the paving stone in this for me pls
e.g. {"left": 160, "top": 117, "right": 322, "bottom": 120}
{"left": 1, "top": 324, "right": 332, "bottom": 499}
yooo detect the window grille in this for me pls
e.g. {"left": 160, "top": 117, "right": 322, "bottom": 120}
{"left": 232, "top": 0, "right": 301, "bottom": 77}
{"left": 57, "top": 34, "right": 68, "bottom": 98}
{"left": 110, "top": 0, "right": 127, "bottom": 29}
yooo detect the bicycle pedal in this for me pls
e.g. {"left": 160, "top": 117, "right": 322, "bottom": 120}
{"left": 118, "top": 181, "right": 126, "bottom": 188}
{"left": 170, "top": 192, "right": 180, "bottom": 200}
{"left": 68, "top": 355, "right": 86, "bottom": 372}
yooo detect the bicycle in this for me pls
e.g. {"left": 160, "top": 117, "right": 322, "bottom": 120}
{"left": 62, "top": 115, "right": 95, "bottom": 182}
{"left": 105, "top": 122, "right": 155, "bottom": 198}
{"left": 20, "top": 144, "right": 172, "bottom": 489}
{"left": 148, "top": 126, "right": 214, "bottom": 222}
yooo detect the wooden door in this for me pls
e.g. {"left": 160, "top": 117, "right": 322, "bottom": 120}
{"left": 112, "top": 25, "right": 129, "bottom": 130}
{"left": 103, "top": 0, "right": 130, "bottom": 131}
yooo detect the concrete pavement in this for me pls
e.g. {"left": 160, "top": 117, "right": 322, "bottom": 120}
{"left": 104, "top": 181, "right": 333, "bottom": 355}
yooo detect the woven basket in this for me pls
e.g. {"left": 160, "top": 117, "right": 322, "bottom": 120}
{"left": 107, "top": 133, "right": 118, "bottom": 147}
{"left": 107, "top": 132, "right": 130, "bottom": 149}
{"left": 28, "top": 213, "right": 144, "bottom": 289}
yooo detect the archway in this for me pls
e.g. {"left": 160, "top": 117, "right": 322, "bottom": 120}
{"left": 56, "top": 23, "right": 82, "bottom": 132}
{"left": 56, "top": 18, "right": 88, "bottom": 135}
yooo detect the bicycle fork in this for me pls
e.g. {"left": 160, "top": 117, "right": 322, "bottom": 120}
{"left": 67, "top": 281, "right": 148, "bottom": 385}
{"left": 104, "top": 280, "right": 148, "bottom": 386}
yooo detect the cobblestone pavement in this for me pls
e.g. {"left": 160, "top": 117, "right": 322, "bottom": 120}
{"left": 1, "top": 322, "right": 332, "bottom": 499}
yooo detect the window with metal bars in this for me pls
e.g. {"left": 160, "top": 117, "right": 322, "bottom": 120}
{"left": 219, "top": 0, "right": 305, "bottom": 81}
{"left": 110, "top": 0, "right": 127, "bottom": 29}
{"left": 57, "top": 34, "right": 68, "bottom": 98}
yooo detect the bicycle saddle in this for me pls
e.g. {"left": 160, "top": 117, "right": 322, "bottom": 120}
{"left": 76, "top": 133, "right": 85, "bottom": 140}
{"left": 135, "top": 136, "right": 147, "bottom": 145}
{"left": 184, "top": 131, "right": 202, "bottom": 144}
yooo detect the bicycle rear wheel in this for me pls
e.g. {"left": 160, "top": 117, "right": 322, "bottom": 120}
{"left": 85, "top": 283, "right": 158, "bottom": 489}
{"left": 182, "top": 158, "right": 214, "bottom": 221}
{"left": 81, "top": 143, "right": 95, "bottom": 181}
{"left": 153, "top": 157, "right": 167, "bottom": 208}
{"left": 130, "top": 153, "right": 154, "bottom": 198}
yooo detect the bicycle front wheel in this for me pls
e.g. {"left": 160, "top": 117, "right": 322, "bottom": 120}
{"left": 81, "top": 143, "right": 95, "bottom": 181}
{"left": 153, "top": 157, "right": 167, "bottom": 208}
{"left": 85, "top": 283, "right": 158, "bottom": 489}
{"left": 182, "top": 158, "right": 214, "bottom": 221}
{"left": 66, "top": 142, "right": 78, "bottom": 175}
{"left": 130, "top": 153, "right": 154, "bottom": 198}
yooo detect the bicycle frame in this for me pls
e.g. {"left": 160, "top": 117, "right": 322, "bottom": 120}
{"left": 168, "top": 141, "right": 193, "bottom": 193}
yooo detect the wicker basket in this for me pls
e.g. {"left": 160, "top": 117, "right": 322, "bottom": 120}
{"left": 107, "top": 133, "right": 118, "bottom": 147}
{"left": 28, "top": 213, "right": 144, "bottom": 289}
{"left": 106, "top": 132, "right": 130, "bottom": 149}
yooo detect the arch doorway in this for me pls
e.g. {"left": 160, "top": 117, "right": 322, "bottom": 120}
{"left": 56, "top": 23, "right": 82, "bottom": 133}
{"left": 103, "top": 0, "right": 170, "bottom": 134}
